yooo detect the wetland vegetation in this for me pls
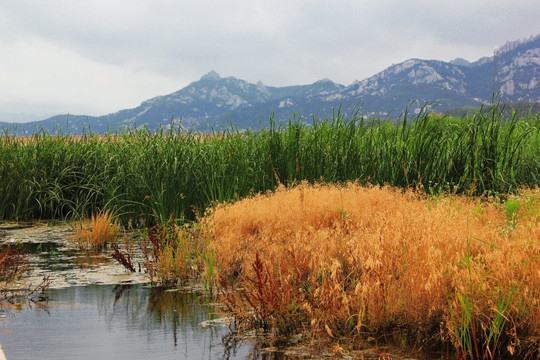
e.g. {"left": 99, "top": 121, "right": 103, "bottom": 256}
{"left": 1, "top": 103, "right": 538, "bottom": 225}
{"left": 1, "top": 103, "right": 539, "bottom": 359}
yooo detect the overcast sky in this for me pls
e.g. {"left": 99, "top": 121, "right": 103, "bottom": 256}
{"left": 2, "top": 0, "right": 540, "bottom": 121}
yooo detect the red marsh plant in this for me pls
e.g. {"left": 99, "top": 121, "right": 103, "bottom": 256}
{"left": 201, "top": 182, "right": 540, "bottom": 359}
{"left": 220, "top": 250, "right": 313, "bottom": 335}
{"left": 112, "top": 232, "right": 137, "bottom": 272}
{"left": 0, "top": 241, "right": 50, "bottom": 303}
{"left": 0, "top": 246, "right": 30, "bottom": 297}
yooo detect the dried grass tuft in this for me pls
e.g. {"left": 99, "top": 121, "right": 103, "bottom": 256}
{"left": 70, "top": 210, "right": 119, "bottom": 248}
{"left": 202, "top": 182, "right": 540, "bottom": 357}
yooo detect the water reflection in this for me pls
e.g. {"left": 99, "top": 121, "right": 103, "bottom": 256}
{"left": 0, "top": 284, "right": 256, "bottom": 360}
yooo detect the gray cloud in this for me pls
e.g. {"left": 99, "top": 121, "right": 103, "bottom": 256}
{"left": 2, "top": 0, "right": 540, "bottom": 118}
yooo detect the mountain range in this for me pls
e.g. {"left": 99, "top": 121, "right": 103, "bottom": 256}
{"left": 2, "top": 34, "right": 540, "bottom": 134}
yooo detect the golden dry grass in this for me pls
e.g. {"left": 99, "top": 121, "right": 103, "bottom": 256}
{"left": 70, "top": 210, "right": 119, "bottom": 248}
{"left": 1, "top": 133, "right": 224, "bottom": 146}
{"left": 201, "top": 182, "right": 540, "bottom": 356}
{"left": 1, "top": 135, "right": 113, "bottom": 145}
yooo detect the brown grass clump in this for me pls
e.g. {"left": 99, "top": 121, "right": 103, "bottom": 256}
{"left": 70, "top": 210, "right": 119, "bottom": 248}
{"left": 200, "top": 182, "right": 540, "bottom": 358}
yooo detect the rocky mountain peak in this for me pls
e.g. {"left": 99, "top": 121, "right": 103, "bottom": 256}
{"left": 315, "top": 78, "right": 333, "bottom": 84}
{"left": 496, "top": 34, "right": 540, "bottom": 55}
{"left": 450, "top": 58, "right": 472, "bottom": 67}
{"left": 200, "top": 70, "right": 221, "bottom": 81}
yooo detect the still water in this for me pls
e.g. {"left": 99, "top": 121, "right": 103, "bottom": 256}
{"left": 0, "top": 222, "right": 286, "bottom": 360}
{"left": 0, "top": 284, "right": 260, "bottom": 360}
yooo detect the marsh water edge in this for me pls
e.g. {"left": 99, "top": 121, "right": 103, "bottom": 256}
{"left": 0, "top": 221, "right": 442, "bottom": 360}
{"left": 0, "top": 222, "right": 251, "bottom": 360}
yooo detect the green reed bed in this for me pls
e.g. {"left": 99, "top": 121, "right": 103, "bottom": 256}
{"left": 1, "top": 104, "right": 539, "bottom": 225}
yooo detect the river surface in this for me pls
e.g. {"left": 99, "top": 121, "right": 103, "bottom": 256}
{"left": 0, "top": 222, "right": 435, "bottom": 360}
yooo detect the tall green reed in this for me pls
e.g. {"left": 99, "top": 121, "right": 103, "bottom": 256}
{"left": 1, "top": 103, "right": 538, "bottom": 225}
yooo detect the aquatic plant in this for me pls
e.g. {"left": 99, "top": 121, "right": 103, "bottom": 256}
{"left": 112, "top": 232, "right": 136, "bottom": 272}
{"left": 134, "top": 215, "right": 205, "bottom": 285}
